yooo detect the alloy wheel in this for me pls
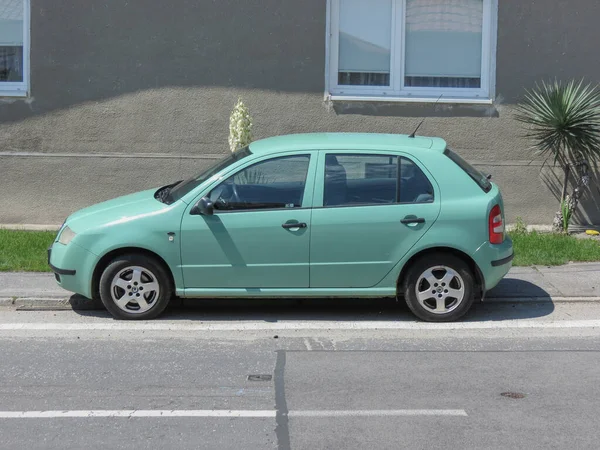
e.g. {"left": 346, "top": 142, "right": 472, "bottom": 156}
{"left": 415, "top": 265, "right": 465, "bottom": 315}
{"left": 110, "top": 266, "right": 160, "bottom": 314}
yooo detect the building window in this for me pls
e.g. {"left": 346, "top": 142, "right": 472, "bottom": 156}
{"left": 328, "top": 0, "right": 496, "bottom": 101}
{"left": 0, "top": 0, "right": 29, "bottom": 96}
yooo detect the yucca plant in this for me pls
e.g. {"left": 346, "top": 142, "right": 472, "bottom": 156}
{"left": 515, "top": 80, "right": 600, "bottom": 232}
{"left": 228, "top": 98, "right": 253, "bottom": 153}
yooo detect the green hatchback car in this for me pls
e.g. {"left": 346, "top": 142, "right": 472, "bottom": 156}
{"left": 49, "top": 133, "right": 513, "bottom": 322}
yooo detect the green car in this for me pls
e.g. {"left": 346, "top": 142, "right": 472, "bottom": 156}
{"left": 48, "top": 133, "right": 513, "bottom": 322}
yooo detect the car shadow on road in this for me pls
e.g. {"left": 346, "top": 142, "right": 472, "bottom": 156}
{"left": 486, "top": 278, "right": 553, "bottom": 300}
{"left": 69, "top": 278, "right": 555, "bottom": 322}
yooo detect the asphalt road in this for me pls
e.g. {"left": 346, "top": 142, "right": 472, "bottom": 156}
{"left": 1, "top": 300, "right": 600, "bottom": 449}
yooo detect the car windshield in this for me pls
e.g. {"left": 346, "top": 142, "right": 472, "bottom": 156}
{"left": 444, "top": 148, "right": 492, "bottom": 193}
{"left": 167, "top": 146, "right": 252, "bottom": 203}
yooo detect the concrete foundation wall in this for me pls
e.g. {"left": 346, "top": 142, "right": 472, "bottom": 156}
{"left": 1, "top": 0, "right": 600, "bottom": 225}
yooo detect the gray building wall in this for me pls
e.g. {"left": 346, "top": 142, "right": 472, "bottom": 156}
{"left": 1, "top": 0, "right": 599, "bottom": 225}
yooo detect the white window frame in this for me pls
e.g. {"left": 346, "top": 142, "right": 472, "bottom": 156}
{"left": 0, "top": 0, "right": 30, "bottom": 97}
{"left": 326, "top": 0, "right": 497, "bottom": 104}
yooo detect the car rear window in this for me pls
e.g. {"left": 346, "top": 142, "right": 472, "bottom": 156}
{"left": 444, "top": 148, "right": 492, "bottom": 193}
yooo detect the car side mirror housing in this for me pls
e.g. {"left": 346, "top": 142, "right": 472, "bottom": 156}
{"left": 191, "top": 197, "right": 214, "bottom": 216}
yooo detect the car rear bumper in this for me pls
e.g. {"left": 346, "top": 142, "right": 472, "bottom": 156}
{"left": 473, "top": 237, "right": 514, "bottom": 292}
{"left": 48, "top": 241, "right": 97, "bottom": 298}
{"left": 491, "top": 252, "right": 514, "bottom": 267}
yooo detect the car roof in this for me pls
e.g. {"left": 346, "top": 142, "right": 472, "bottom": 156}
{"left": 248, "top": 133, "right": 447, "bottom": 154}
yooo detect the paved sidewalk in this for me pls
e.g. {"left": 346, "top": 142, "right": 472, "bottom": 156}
{"left": 1, "top": 263, "right": 599, "bottom": 308}
{"left": 486, "top": 263, "right": 600, "bottom": 300}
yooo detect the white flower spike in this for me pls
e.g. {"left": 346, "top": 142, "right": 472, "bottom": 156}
{"left": 228, "top": 98, "right": 253, "bottom": 153}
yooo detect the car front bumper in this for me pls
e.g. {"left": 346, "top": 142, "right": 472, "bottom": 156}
{"left": 48, "top": 241, "right": 97, "bottom": 299}
{"left": 48, "top": 248, "right": 77, "bottom": 276}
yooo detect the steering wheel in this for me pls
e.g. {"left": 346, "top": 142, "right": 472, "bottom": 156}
{"left": 215, "top": 180, "right": 240, "bottom": 209}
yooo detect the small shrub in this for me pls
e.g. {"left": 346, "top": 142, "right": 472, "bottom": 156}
{"left": 561, "top": 196, "right": 574, "bottom": 234}
{"left": 513, "top": 216, "right": 528, "bottom": 235}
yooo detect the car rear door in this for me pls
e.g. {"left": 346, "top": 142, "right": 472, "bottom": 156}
{"left": 309, "top": 151, "right": 441, "bottom": 288}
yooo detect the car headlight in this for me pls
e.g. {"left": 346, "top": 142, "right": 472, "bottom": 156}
{"left": 58, "top": 226, "right": 76, "bottom": 246}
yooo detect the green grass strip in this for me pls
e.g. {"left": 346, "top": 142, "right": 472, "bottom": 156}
{"left": 511, "top": 231, "right": 600, "bottom": 267}
{"left": 0, "top": 230, "right": 56, "bottom": 272}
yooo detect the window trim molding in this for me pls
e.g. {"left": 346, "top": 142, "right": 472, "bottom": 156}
{"left": 1, "top": 0, "right": 30, "bottom": 97}
{"left": 326, "top": 0, "right": 498, "bottom": 103}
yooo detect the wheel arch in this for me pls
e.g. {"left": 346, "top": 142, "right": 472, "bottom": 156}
{"left": 91, "top": 247, "right": 176, "bottom": 301}
{"left": 396, "top": 247, "right": 485, "bottom": 299}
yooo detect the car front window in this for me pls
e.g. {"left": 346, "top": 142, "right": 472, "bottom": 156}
{"left": 167, "top": 147, "right": 252, "bottom": 203}
{"left": 209, "top": 155, "right": 311, "bottom": 211}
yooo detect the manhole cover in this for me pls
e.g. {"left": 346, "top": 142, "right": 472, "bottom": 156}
{"left": 247, "top": 374, "right": 272, "bottom": 382}
{"left": 501, "top": 392, "right": 526, "bottom": 399}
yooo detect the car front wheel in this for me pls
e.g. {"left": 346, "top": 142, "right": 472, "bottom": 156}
{"left": 99, "top": 254, "right": 173, "bottom": 320}
{"left": 403, "top": 253, "right": 475, "bottom": 322}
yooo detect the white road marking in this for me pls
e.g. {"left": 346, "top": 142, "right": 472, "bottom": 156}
{"left": 0, "top": 410, "right": 276, "bottom": 418}
{"left": 0, "top": 409, "right": 467, "bottom": 419}
{"left": 289, "top": 410, "right": 468, "bottom": 417}
{"left": 0, "top": 320, "right": 600, "bottom": 331}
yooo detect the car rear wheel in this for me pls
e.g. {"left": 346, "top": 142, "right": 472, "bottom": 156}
{"left": 402, "top": 253, "right": 475, "bottom": 322}
{"left": 99, "top": 254, "right": 173, "bottom": 320}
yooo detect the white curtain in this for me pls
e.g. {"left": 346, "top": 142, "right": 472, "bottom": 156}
{"left": 338, "top": 0, "right": 392, "bottom": 85}
{"left": 405, "top": 0, "right": 483, "bottom": 88}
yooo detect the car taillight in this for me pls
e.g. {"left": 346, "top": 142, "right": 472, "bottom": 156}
{"left": 489, "top": 204, "right": 504, "bottom": 244}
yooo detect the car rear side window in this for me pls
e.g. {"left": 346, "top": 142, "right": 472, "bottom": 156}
{"left": 444, "top": 148, "right": 492, "bottom": 193}
{"left": 322, "top": 154, "right": 434, "bottom": 206}
{"left": 398, "top": 157, "right": 434, "bottom": 204}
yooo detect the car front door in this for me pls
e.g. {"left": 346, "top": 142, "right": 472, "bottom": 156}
{"left": 180, "top": 152, "right": 316, "bottom": 289}
{"left": 310, "top": 151, "right": 441, "bottom": 288}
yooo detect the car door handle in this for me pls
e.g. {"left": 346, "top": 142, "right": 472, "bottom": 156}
{"left": 401, "top": 217, "right": 425, "bottom": 225}
{"left": 282, "top": 222, "right": 307, "bottom": 229}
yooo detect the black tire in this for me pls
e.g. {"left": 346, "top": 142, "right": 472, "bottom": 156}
{"left": 99, "top": 254, "right": 173, "bottom": 320}
{"left": 402, "top": 253, "right": 475, "bottom": 322}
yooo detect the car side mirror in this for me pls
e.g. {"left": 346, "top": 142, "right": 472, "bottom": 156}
{"left": 191, "top": 196, "right": 214, "bottom": 216}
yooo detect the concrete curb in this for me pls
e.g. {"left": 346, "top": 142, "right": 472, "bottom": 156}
{"left": 2, "top": 296, "right": 600, "bottom": 311}
{"left": 485, "top": 296, "right": 600, "bottom": 303}
{"left": 0, "top": 224, "right": 61, "bottom": 231}
{"left": 0, "top": 297, "right": 100, "bottom": 310}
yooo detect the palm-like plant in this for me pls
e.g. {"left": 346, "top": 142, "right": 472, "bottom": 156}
{"left": 515, "top": 80, "right": 600, "bottom": 231}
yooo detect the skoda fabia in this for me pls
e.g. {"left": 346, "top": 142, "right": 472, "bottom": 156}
{"left": 49, "top": 133, "right": 513, "bottom": 322}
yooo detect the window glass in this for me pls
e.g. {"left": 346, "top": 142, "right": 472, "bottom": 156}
{"left": 324, "top": 154, "right": 398, "bottom": 206}
{"left": 405, "top": 0, "right": 483, "bottom": 89}
{"left": 168, "top": 147, "right": 252, "bottom": 203}
{"left": 0, "top": 0, "right": 24, "bottom": 82}
{"left": 329, "top": 0, "right": 492, "bottom": 99}
{"left": 399, "top": 157, "right": 435, "bottom": 203}
{"left": 338, "top": 0, "right": 392, "bottom": 86}
{"left": 323, "top": 154, "right": 434, "bottom": 206}
{"left": 210, "top": 155, "right": 310, "bottom": 211}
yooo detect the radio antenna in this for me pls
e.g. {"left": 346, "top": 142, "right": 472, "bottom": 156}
{"left": 408, "top": 94, "right": 443, "bottom": 138}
